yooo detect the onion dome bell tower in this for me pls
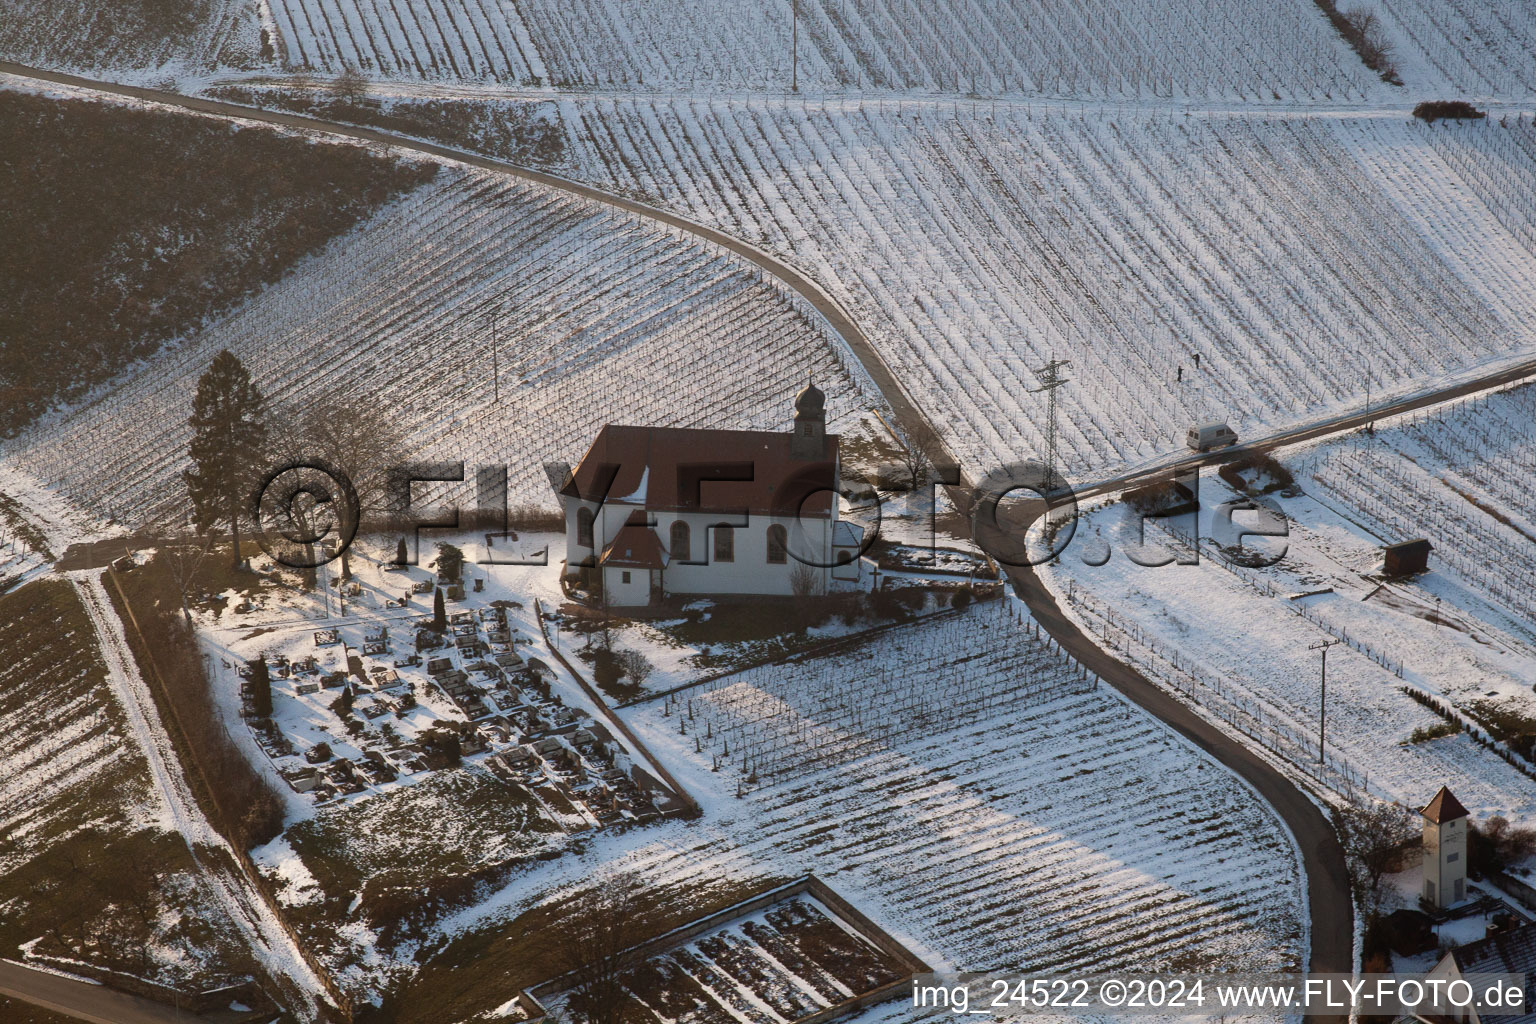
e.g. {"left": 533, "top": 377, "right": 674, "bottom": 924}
{"left": 791, "top": 377, "right": 826, "bottom": 460}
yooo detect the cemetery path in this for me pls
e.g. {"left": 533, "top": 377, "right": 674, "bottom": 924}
{"left": 70, "top": 574, "right": 329, "bottom": 1022}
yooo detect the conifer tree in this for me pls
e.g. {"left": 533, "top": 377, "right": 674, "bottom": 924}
{"left": 184, "top": 350, "right": 267, "bottom": 567}
{"left": 248, "top": 656, "right": 272, "bottom": 718}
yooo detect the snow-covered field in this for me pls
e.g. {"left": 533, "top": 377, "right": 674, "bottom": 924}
{"left": 0, "top": 0, "right": 260, "bottom": 77}
{"left": 263, "top": 0, "right": 1373, "bottom": 99}
{"left": 1, "top": 164, "right": 883, "bottom": 530}
{"left": 0, "top": 577, "right": 295, "bottom": 994}
{"left": 1039, "top": 446, "right": 1536, "bottom": 828}
{"left": 1309, "top": 385, "right": 1536, "bottom": 644}
{"left": 541, "top": 100, "right": 1536, "bottom": 484}
{"left": 448, "top": 600, "right": 1307, "bottom": 1001}
{"left": 1377, "top": 0, "right": 1536, "bottom": 98}
{"left": 0, "top": 581, "right": 153, "bottom": 863}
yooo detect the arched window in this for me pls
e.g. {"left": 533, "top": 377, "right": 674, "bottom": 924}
{"left": 576, "top": 507, "right": 594, "bottom": 548}
{"left": 671, "top": 520, "right": 691, "bottom": 562}
{"left": 766, "top": 524, "right": 787, "bottom": 564}
{"left": 713, "top": 524, "right": 734, "bottom": 563}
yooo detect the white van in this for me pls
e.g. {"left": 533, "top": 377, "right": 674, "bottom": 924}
{"left": 1186, "top": 421, "right": 1238, "bottom": 452}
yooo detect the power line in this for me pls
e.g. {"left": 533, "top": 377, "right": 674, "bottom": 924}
{"left": 1030, "top": 357, "right": 1072, "bottom": 485}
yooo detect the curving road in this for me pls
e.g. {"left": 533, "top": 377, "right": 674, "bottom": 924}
{"left": 8, "top": 58, "right": 1536, "bottom": 1001}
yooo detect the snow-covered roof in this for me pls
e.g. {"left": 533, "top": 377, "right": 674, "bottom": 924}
{"left": 833, "top": 521, "right": 864, "bottom": 547}
{"left": 1442, "top": 923, "right": 1536, "bottom": 1024}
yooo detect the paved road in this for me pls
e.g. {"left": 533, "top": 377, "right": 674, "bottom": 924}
{"left": 0, "top": 961, "right": 258, "bottom": 1024}
{"left": 9, "top": 59, "right": 1536, "bottom": 994}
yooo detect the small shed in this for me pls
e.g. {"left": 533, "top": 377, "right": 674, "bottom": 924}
{"left": 1383, "top": 538, "right": 1432, "bottom": 577}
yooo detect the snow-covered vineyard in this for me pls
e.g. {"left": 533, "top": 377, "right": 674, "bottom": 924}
{"left": 17, "top": 104, "right": 1536, "bottom": 512}
{"left": 2, "top": 165, "right": 881, "bottom": 528}
{"left": 547, "top": 100, "right": 1536, "bottom": 482}
{"left": 678, "top": 608, "right": 1095, "bottom": 783}
{"left": 269, "top": 0, "right": 546, "bottom": 84}
{"left": 1042, "top": 442, "right": 1536, "bottom": 826}
{"left": 535, "top": 893, "right": 909, "bottom": 1024}
{"left": 1309, "top": 383, "right": 1536, "bottom": 643}
{"left": 1379, "top": 0, "right": 1536, "bottom": 97}
{"left": 0, "top": 582, "right": 151, "bottom": 857}
{"left": 266, "top": 0, "right": 1372, "bottom": 99}
{"left": 566, "top": 602, "right": 1309, "bottom": 979}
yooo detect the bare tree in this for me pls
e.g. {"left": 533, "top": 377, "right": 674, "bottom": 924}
{"left": 892, "top": 420, "right": 944, "bottom": 491}
{"left": 1471, "top": 816, "right": 1536, "bottom": 876}
{"left": 597, "top": 586, "right": 615, "bottom": 652}
{"left": 553, "top": 872, "right": 653, "bottom": 1024}
{"left": 617, "top": 649, "right": 654, "bottom": 689}
{"left": 1343, "top": 8, "right": 1397, "bottom": 77}
{"left": 790, "top": 562, "right": 820, "bottom": 599}
{"left": 277, "top": 391, "right": 407, "bottom": 578}
{"left": 330, "top": 64, "right": 369, "bottom": 104}
{"left": 789, "top": 562, "right": 821, "bottom": 633}
{"left": 1336, "top": 799, "right": 1418, "bottom": 909}
{"left": 155, "top": 533, "right": 211, "bottom": 622}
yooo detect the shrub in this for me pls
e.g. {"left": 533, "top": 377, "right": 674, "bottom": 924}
{"left": 1413, "top": 101, "right": 1487, "bottom": 123}
{"left": 1470, "top": 817, "right": 1536, "bottom": 877}
{"left": 592, "top": 648, "right": 622, "bottom": 689}
{"left": 1408, "top": 721, "right": 1460, "bottom": 743}
{"left": 420, "top": 727, "right": 461, "bottom": 767}
{"left": 1124, "top": 475, "right": 1199, "bottom": 516}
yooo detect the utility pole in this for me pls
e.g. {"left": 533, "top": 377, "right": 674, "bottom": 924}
{"left": 1364, "top": 359, "right": 1372, "bottom": 435}
{"left": 791, "top": 0, "right": 799, "bottom": 92}
{"left": 1030, "top": 357, "right": 1072, "bottom": 487}
{"left": 1309, "top": 638, "right": 1341, "bottom": 763}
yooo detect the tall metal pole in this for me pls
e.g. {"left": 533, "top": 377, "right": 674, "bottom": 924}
{"left": 1310, "top": 638, "right": 1341, "bottom": 763}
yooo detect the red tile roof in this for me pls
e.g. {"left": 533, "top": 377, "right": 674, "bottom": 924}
{"left": 599, "top": 511, "right": 669, "bottom": 569}
{"left": 1421, "top": 786, "right": 1470, "bottom": 823}
{"left": 563, "top": 425, "right": 839, "bottom": 519}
